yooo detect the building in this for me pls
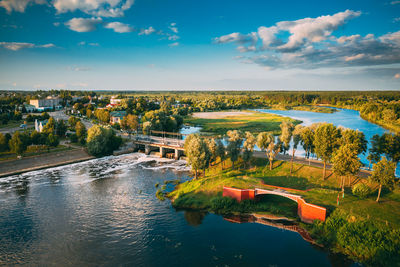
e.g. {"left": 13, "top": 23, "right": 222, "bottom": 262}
{"left": 35, "top": 119, "right": 48, "bottom": 132}
{"left": 110, "top": 96, "right": 122, "bottom": 105}
{"left": 30, "top": 96, "right": 62, "bottom": 111}
{"left": 110, "top": 111, "right": 127, "bottom": 124}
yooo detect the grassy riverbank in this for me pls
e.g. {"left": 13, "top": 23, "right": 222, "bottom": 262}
{"left": 168, "top": 158, "right": 400, "bottom": 266}
{"left": 184, "top": 111, "right": 301, "bottom": 135}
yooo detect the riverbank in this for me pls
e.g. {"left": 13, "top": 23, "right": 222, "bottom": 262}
{"left": 168, "top": 157, "right": 400, "bottom": 266}
{"left": 0, "top": 148, "right": 95, "bottom": 178}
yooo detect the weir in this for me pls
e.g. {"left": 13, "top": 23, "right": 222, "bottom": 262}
{"left": 131, "top": 134, "right": 185, "bottom": 160}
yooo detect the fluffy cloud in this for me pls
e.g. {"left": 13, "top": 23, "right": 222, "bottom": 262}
{"left": 0, "top": 42, "right": 55, "bottom": 50}
{"left": 139, "top": 26, "right": 155, "bottom": 35}
{"left": 65, "top": 17, "right": 103, "bottom": 32}
{"left": 53, "top": 0, "right": 134, "bottom": 17}
{"left": 215, "top": 10, "right": 400, "bottom": 69}
{"left": 214, "top": 32, "right": 258, "bottom": 45}
{"left": 169, "top": 42, "right": 179, "bottom": 47}
{"left": 104, "top": 22, "right": 133, "bottom": 33}
{"left": 0, "top": 0, "right": 45, "bottom": 13}
{"left": 391, "top": 1, "right": 400, "bottom": 4}
{"left": 395, "top": 73, "right": 400, "bottom": 79}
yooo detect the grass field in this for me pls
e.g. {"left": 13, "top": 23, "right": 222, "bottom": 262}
{"left": 184, "top": 110, "right": 301, "bottom": 135}
{"left": 268, "top": 104, "right": 337, "bottom": 113}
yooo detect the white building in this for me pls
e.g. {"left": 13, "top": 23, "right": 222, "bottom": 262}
{"left": 30, "top": 96, "right": 62, "bottom": 111}
{"left": 35, "top": 119, "right": 48, "bottom": 132}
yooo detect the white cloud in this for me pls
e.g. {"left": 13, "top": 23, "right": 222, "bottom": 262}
{"left": 395, "top": 73, "right": 400, "bottom": 79}
{"left": 65, "top": 17, "right": 103, "bottom": 32}
{"left": 139, "top": 26, "right": 155, "bottom": 35}
{"left": 53, "top": 0, "right": 134, "bottom": 17}
{"left": 393, "top": 17, "right": 400, "bottom": 22}
{"left": 345, "top": 53, "right": 365, "bottom": 61}
{"left": 169, "top": 42, "right": 179, "bottom": 47}
{"left": 104, "top": 21, "right": 133, "bottom": 33}
{"left": 0, "top": 42, "right": 55, "bottom": 50}
{"left": 168, "top": 34, "right": 179, "bottom": 41}
{"left": 168, "top": 22, "right": 178, "bottom": 33}
{"left": 214, "top": 32, "right": 257, "bottom": 45}
{"left": 53, "top": 22, "right": 60, "bottom": 27}
{"left": 391, "top": 0, "right": 400, "bottom": 4}
{"left": 0, "top": 0, "right": 45, "bottom": 13}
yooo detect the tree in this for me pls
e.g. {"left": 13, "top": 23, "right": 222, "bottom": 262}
{"left": 68, "top": 116, "right": 80, "bottom": 129}
{"left": 340, "top": 129, "right": 367, "bottom": 155}
{"left": 242, "top": 131, "right": 256, "bottom": 168}
{"left": 279, "top": 121, "right": 294, "bottom": 155}
{"left": 42, "top": 117, "right": 56, "bottom": 134}
{"left": 226, "top": 130, "right": 243, "bottom": 170}
{"left": 46, "top": 134, "right": 59, "bottom": 147}
{"left": 87, "top": 125, "right": 122, "bottom": 157}
{"left": 290, "top": 124, "right": 303, "bottom": 174}
{"left": 257, "top": 132, "right": 280, "bottom": 170}
{"left": 9, "top": 131, "right": 27, "bottom": 155}
{"left": 75, "top": 121, "right": 87, "bottom": 139}
{"left": 94, "top": 109, "right": 110, "bottom": 124}
{"left": 206, "top": 138, "right": 218, "bottom": 166}
{"left": 184, "top": 134, "right": 209, "bottom": 178}
{"left": 215, "top": 139, "right": 226, "bottom": 170}
{"left": 0, "top": 133, "right": 8, "bottom": 152}
{"left": 300, "top": 126, "right": 314, "bottom": 161}
{"left": 382, "top": 109, "right": 397, "bottom": 122}
{"left": 368, "top": 134, "right": 383, "bottom": 169}
{"left": 314, "top": 123, "right": 341, "bottom": 179}
{"left": 332, "top": 144, "right": 362, "bottom": 194}
{"left": 30, "top": 130, "right": 41, "bottom": 145}
{"left": 370, "top": 157, "right": 396, "bottom": 202}
{"left": 55, "top": 120, "right": 67, "bottom": 137}
{"left": 121, "top": 114, "right": 139, "bottom": 135}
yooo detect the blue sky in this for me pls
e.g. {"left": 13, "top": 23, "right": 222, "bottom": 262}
{"left": 0, "top": 0, "right": 399, "bottom": 90}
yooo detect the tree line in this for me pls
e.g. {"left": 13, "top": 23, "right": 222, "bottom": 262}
{"left": 184, "top": 122, "right": 399, "bottom": 202}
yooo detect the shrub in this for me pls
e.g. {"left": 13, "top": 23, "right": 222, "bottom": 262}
{"left": 352, "top": 183, "right": 371, "bottom": 198}
{"left": 210, "top": 196, "right": 236, "bottom": 212}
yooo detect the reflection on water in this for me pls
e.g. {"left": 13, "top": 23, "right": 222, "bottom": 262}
{"left": 0, "top": 152, "right": 352, "bottom": 266}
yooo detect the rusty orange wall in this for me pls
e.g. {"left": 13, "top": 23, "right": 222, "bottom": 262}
{"left": 222, "top": 187, "right": 255, "bottom": 202}
{"left": 298, "top": 199, "right": 326, "bottom": 223}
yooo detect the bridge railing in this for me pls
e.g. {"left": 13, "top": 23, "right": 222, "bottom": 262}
{"left": 134, "top": 134, "right": 185, "bottom": 147}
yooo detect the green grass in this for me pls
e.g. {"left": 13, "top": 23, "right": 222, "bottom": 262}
{"left": 267, "top": 104, "right": 337, "bottom": 113}
{"left": 0, "top": 144, "right": 72, "bottom": 161}
{"left": 184, "top": 111, "right": 301, "bottom": 136}
{"left": 170, "top": 157, "right": 400, "bottom": 228}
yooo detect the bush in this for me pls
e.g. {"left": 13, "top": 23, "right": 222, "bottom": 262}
{"left": 352, "top": 183, "right": 371, "bottom": 198}
{"left": 210, "top": 196, "right": 236, "bottom": 212}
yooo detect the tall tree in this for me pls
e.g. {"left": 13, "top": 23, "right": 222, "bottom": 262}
{"left": 370, "top": 157, "right": 396, "bottom": 202}
{"left": 121, "top": 114, "right": 139, "bottom": 135}
{"left": 257, "top": 132, "right": 280, "bottom": 170}
{"left": 215, "top": 139, "right": 226, "bottom": 170}
{"left": 87, "top": 125, "right": 122, "bottom": 157}
{"left": 42, "top": 117, "right": 56, "bottom": 134}
{"left": 332, "top": 144, "right": 362, "bottom": 193}
{"left": 75, "top": 121, "right": 87, "bottom": 140}
{"left": 368, "top": 134, "right": 383, "bottom": 169}
{"left": 314, "top": 123, "right": 341, "bottom": 179}
{"left": 290, "top": 125, "right": 303, "bottom": 174}
{"left": 0, "top": 133, "right": 8, "bottom": 152}
{"left": 9, "top": 131, "right": 26, "bottom": 155}
{"left": 279, "top": 121, "right": 294, "bottom": 155}
{"left": 340, "top": 129, "right": 367, "bottom": 155}
{"left": 300, "top": 126, "right": 314, "bottom": 161}
{"left": 206, "top": 138, "right": 218, "bottom": 166}
{"left": 184, "top": 134, "right": 209, "bottom": 178}
{"left": 55, "top": 120, "right": 67, "bottom": 137}
{"left": 242, "top": 131, "right": 256, "bottom": 168}
{"left": 226, "top": 130, "right": 243, "bottom": 170}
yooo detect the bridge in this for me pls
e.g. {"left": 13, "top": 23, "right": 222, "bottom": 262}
{"left": 222, "top": 186, "right": 326, "bottom": 223}
{"left": 131, "top": 134, "right": 186, "bottom": 160}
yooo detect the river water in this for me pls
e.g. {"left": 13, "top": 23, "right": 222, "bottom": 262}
{"left": 0, "top": 153, "right": 353, "bottom": 267}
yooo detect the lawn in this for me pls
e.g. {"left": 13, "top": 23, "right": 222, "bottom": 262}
{"left": 184, "top": 110, "right": 301, "bottom": 136}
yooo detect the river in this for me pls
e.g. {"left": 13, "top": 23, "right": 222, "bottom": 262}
{"left": 0, "top": 153, "right": 353, "bottom": 266}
